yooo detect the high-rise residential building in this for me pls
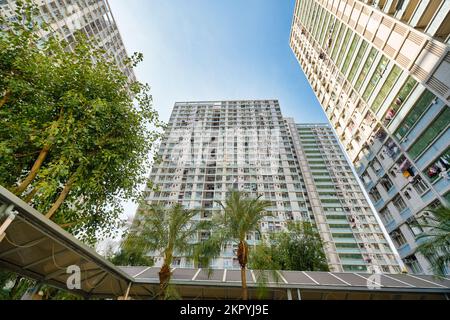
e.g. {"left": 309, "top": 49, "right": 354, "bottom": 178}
{"left": 140, "top": 100, "right": 401, "bottom": 273}
{"left": 287, "top": 121, "right": 400, "bottom": 273}
{"left": 290, "top": 0, "right": 450, "bottom": 275}
{"left": 1, "top": 0, "right": 135, "bottom": 82}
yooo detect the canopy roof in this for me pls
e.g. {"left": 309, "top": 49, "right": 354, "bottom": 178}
{"left": 1, "top": 186, "right": 449, "bottom": 300}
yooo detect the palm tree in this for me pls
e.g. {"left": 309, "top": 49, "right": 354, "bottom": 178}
{"left": 195, "top": 191, "right": 271, "bottom": 300}
{"left": 124, "top": 203, "right": 206, "bottom": 299}
{"left": 416, "top": 206, "right": 450, "bottom": 277}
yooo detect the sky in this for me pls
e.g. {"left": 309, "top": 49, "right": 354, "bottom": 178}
{"left": 108, "top": 0, "right": 326, "bottom": 124}
{"left": 102, "top": 0, "right": 327, "bottom": 250}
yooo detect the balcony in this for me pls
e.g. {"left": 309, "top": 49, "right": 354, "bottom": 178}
{"left": 340, "top": 259, "right": 367, "bottom": 265}
{"left": 399, "top": 207, "right": 413, "bottom": 221}
{"left": 374, "top": 167, "right": 385, "bottom": 178}
{"left": 387, "top": 186, "right": 398, "bottom": 199}
{"left": 365, "top": 181, "right": 375, "bottom": 190}
{"left": 336, "top": 248, "right": 364, "bottom": 254}
{"left": 356, "top": 163, "right": 366, "bottom": 176}
{"left": 385, "top": 220, "right": 397, "bottom": 233}
{"left": 330, "top": 228, "right": 353, "bottom": 233}
{"left": 374, "top": 198, "right": 385, "bottom": 210}
{"left": 397, "top": 243, "right": 412, "bottom": 259}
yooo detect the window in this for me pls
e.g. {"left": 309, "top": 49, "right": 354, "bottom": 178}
{"left": 341, "top": 35, "right": 360, "bottom": 74}
{"left": 314, "top": 8, "right": 325, "bottom": 40}
{"left": 362, "top": 56, "right": 389, "bottom": 101}
{"left": 380, "top": 175, "right": 394, "bottom": 192}
{"left": 380, "top": 207, "right": 394, "bottom": 224}
{"left": 335, "top": 28, "right": 352, "bottom": 67}
{"left": 406, "top": 217, "right": 423, "bottom": 237}
{"left": 371, "top": 65, "right": 402, "bottom": 112}
{"left": 371, "top": 159, "right": 383, "bottom": 175}
{"left": 404, "top": 255, "right": 423, "bottom": 274}
{"left": 343, "top": 265, "right": 367, "bottom": 272}
{"left": 335, "top": 243, "right": 359, "bottom": 248}
{"left": 348, "top": 41, "right": 369, "bottom": 83}
{"left": 172, "top": 258, "right": 181, "bottom": 267}
{"left": 423, "top": 147, "right": 450, "bottom": 182}
{"left": 369, "top": 188, "right": 382, "bottom": 203}
{"left": 407, "top": 107, "right": 450, "bottom": 159}
{"left": 412, "top": 176, "right": 429, "bottom": 194}
{"left": 395, "top": 90, "right": 436, "bottom": 140}
{"left": 319, "top": 12, "right": 331, "bottom": 45}
{"left": 390, "top": 229, "right": 407, "bottom": 248}
{"left": 354, "top": 48, "right": 377, "bottom": 92}
{"left": 339, "top": 253, "right": 363, "bottom": 260}
{"left": 331, "top": 24, "right": 346, "bottom": 61}
{"left": 392, "top": 195, "right": 407, "bottom": 213}
{"left": 383, "top": 76, "right": 417, "bottom": 124}
{"left": 403, "top": 188, "right": 412, "bottom": 200}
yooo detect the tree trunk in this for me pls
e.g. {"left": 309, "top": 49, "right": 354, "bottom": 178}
{"left": 14, "top": 109, "right": 64, "bottom": 195}
{"left": 0, "top": 90, "right": 11, "bottom": 108}
{"left": 59, "top": 221, "right": 80, "bottom": 229}
{"left": 241, "top": 266, "right": 248, "bottom": 300}
{"left": 14, "top": 144, "right": 50, "bottom": 195}
{"left": 158, "top": 264, "right": 171, "bottom": 300}
{"left": 45, "top": 173, "right": 77, "bottom": 220}
{"left": 24, "top": 187, "right": 39, "bottom": 203}
{"left": 237, "top": 240, "right": 249, "bottom": 300}
{"left": 58, "top": 216, "right": 90, "bottom": 229}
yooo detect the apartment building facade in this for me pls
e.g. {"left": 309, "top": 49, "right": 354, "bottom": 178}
{"left": 290, "top": 0, "right": 450, "bottom": 274}
{"left": 141, "top": 100, "right": 400, "bottom": 273}
{"left": 0, "top": 0, "right": 135, "bottom": 81}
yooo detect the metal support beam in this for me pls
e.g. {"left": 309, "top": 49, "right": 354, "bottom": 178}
{"left": 22, "top": 248, "right": 68, "bottom": 270}
{"left": 0, "top": 204, "right": 15, "bottom": 242}
{"left": 0, "top": 204, "right": 14, "bottom": 217}
{"left": 87, "top": 272, "right": 109, "bottom": 295}
{"left": 287, "top": 289, "right": 293, "bottom": 300}
{"left": 123, "top": 282, "right": 132, "bottom": 300}
{"left": 44, "top": 259, "right": 85, "bottom": 280}
{"left": 0, "top": 236, "right": 46, "bottom": 258}
{"left": 82, "top": 270, "right": 107, "bottom": 285}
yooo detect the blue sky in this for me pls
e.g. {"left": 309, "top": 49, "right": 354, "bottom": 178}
{"left": 100, "top": 0, "right": 327, "bottom": 250}
{"left": 108, "top": 0, "right": 326, "bottom": 124}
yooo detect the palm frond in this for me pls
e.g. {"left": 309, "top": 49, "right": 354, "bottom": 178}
{"left": 416, "top": 206, "right": 450, "bottom": 277}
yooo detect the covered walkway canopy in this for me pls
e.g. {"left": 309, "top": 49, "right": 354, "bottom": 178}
{"left": 1, "top": 186, "right": 450, "bottom": 300}
{"left": 0, "top": 186, "right": 133, "bottom": 299}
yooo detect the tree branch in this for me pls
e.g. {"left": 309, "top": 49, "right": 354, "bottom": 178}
{"left": 0, "top": 89, "right": 11, "bottom": 108}
{"left": 45, "top": 172, "right": 78, "bottom": 220}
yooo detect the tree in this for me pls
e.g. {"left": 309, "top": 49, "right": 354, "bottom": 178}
{"left": 0, "top": 270, "right": 36, "bottom": 300}
{"left": 107, "top": 241, "right": 154, "bottom": 267}
{"left": 0, "top": 1, "right": 163, "bottom": 244}
{"left": 195, "top": 191, "right": 272, "bottom": 300}
{"left": 416, "top": 206, "right": 450, "bottom": 277}
{"left": 250, "top": 221, "right": 329, "bottom": 271}
{"left": 123, "top": 203, "right": 207, "bottom": 299}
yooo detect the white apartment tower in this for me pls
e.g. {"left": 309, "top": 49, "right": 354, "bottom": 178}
{"left": 290, "top": 0, "right": 450, "bottom": 274}
{"left": 142, "top": 100, "right": 401, "bottom": 273}
{"left": 1, "top": 0, "right": 135, "bottom": 82}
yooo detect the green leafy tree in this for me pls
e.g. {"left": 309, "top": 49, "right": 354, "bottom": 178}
{"left": 248, "top": 221, "right": 329, "bottom": 298}
{"left": 0, "top": 1, "right": 163, "bottom": 244}
{"left": 109, "top": 249, "right": 155, "bottom": 267}
{"left": 416, "top": 207, "right": 450, "bottom": 277}
{"left": 262, "top": 222, "right": 329, "bottom": 272}
{"left": 123, "top": 203, "right": 207, "bottom": 299}
{"left": 0, "top": 271, "right": 36, "bottom": 300}
{"left": 195, "top": 191, "right": 271, "bottom": 300}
